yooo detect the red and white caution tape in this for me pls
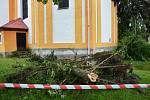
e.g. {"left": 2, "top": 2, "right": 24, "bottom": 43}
{"left": 0, "top": 83, "right": 150, "bottom": 90}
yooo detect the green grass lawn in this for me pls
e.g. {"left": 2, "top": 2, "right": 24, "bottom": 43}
{"left": 0, "top": 58, "right": 31, "bottom": 82}
{"left": 0, "top": 58, "right": 150, "bottom": 100}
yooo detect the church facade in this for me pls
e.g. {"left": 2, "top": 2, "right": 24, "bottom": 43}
{"left": 0, "top": 0, "right": 118, "bottom": 56}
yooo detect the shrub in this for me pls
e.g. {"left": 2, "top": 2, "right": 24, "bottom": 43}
{"left": 117, "top": 32, "right": 150, "bottom": 61}
{"left": 28, "top": 54, "right": 44, "bottom": 63}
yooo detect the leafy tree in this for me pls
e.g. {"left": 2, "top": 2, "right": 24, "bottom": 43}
{"left": 113, "top": 0, "right": 150, "bottom": 60}
{"left": 113, "top": 0, "right": 150, "bottom": 40}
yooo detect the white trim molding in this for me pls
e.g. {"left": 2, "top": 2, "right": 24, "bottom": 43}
{"left": 44, "top": 4, "right": 47, "bottom": 44}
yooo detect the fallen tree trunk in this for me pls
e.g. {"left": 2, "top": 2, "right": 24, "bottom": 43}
{"left": 99, "top": 64, "right": 132, "bottom": 69}
{"left": 73, "top": 68, "right": 98, "bottom": 82}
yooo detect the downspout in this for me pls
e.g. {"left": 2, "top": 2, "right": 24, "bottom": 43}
{"left": 87, "top": 0, "right": 90, "bottom": 56}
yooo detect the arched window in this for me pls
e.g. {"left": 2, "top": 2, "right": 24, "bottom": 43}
{"left": 22, "top": 0, "right": 28, "bottom": 19}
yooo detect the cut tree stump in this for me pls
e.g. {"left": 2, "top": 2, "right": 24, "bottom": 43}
{"left": 73, "top": 68, "right": 98, "bottom": 82}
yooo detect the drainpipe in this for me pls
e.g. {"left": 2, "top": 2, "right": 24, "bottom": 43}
{"left": 87, "top": 0, "right": 90, "bottom": 56}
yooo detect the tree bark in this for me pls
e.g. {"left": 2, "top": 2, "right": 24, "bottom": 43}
{"left": 72, "top": 68, "right": 98, "bottom": 82}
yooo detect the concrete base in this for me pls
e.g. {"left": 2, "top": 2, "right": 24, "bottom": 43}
{"left": 0, "top": 47, "right": 116, "bottom": 57}
{"left": 31, "top": 47, "right": 116, "bottom": 57}
{"left": 0, "top": 52, "right": 13, "bottom": 57}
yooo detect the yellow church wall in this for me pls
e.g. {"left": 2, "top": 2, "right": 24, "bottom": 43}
{"left": 26, "top": 32, "right": 29, "bottom": 48}
{"left": 90, "top": 0, "right": 97, "bottom": 48}
{"left": 31, "top": 0, "right": 35, "bottom": 46}
{"left": 46, "top": 0, "right": 53, "bottom": 46}
{"left": 9, "top": 0, "right": 18, "bottom": 21}
{"left": 30, "top": 0, "right": 118, "bottom": 49}
{"left": 0, "top": 32, "right": 5, "bottom": 52}
{"left": 31, "top": 0, "right": 88, "bottom": 49}
{"left": 115, "top": 5, "right": 118, "bottom": 44}
{"left": 0, "top": 44, "right": 5, "bottom": 52}
{"left": 0, "top": 31, "right": 28, "bottom": 53}
{"left": 75, "top": 0, "right": 83, "bottom": 44}
{"left": 97, "top": 0, "right": 101, "bottom": 43}
{"left": 38, "top": 3, "right": 45, "bottom": 47}
{"left": 111, "top": 1, "right": 115, "bottom": 44}
{"left": 4, "top": 31, "right": 17, "bottom": 52}
{"left": 7, "top": 0, "right": 118, "bottom": 50}
{"left": 111, "top": 0, "right": 118, "bottom": 46}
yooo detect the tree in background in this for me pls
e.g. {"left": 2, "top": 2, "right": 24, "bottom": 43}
{"left": 113, "top": 0, "right": 150, "bottom": 60}
{"left": 113, "top": 0, "right": 150, "bottom": 40}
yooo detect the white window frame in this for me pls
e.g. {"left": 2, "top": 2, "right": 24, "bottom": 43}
{"left": 20, "top": 0, "right": 28, "bottom": 19}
